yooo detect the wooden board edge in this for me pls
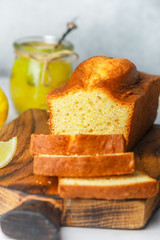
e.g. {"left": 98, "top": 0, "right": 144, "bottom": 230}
{"left": 0, "top": 186, "right": 62, "bottom": 216}
{"left": 61, "top": 198, "right": 148, "bottom": 229}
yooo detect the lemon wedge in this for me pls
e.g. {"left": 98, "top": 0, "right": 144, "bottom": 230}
{"left": 0, "top": 137, "right": 17, "bottom": 168}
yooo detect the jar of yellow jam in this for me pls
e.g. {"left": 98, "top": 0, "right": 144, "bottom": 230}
{"left": 10, "top": 36, "right": 78, "bottom": 113}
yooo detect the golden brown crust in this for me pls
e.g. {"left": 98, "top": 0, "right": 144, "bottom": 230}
{"left": 30, "top": 134, "right": 126, "bottom": 155}
{"left": 46, "top": 56, "right": 138, "bottom": 100}
{"left": 30, "top": 134, "right": 70, "bottom": 155}
{"left": 58, "top": 174, "right": 158, "bottom": 200}
{"left": 33, "top": 153, "right": 135, "bottom": 177}
{"left": 127, "top": 78, "right": 160, "bottom": 150}
{"left": 46, "top": 57, "right": 160, "bottom": 104}
{"left": 58, "top": 181, "right": 158, "bottom": 200}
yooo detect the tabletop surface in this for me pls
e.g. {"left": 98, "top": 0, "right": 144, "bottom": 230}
{"left": 0, "top": 77, "right": 160, "bottom": 240}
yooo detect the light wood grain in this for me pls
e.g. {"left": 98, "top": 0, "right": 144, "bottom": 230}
{"left": 62, "top": 198, "right": 146, "bottom": 229}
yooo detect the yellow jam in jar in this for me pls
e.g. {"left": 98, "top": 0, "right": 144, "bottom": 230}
{"left": 10, "top": 36, "right": 76, "bottom": 113}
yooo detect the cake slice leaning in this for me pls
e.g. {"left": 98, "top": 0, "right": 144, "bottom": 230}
{"left": 34, "top": 152, "right": 134, "bottom": 177}
{"left": 30, "top": 133, "right": 126, "bottom": 155}
{"left": 58, "top": 171, "right": 158, "bottom": 200}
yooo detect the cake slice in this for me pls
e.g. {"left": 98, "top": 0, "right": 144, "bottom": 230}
{"left": 34, "top": 152, "right": 134, "bottom": 177}
{"left": 58, "top": 171, "right": 158, "bottom": 200}
{"left": 46, "top": 56, "right": 160, "bottom": 150}
{"left": 30, "top": 134, "right": 126, "bottom": 155}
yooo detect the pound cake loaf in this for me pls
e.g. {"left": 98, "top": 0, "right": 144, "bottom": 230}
{"left": 34, "top": 152, "right": 134, "bottom": 177}
{"left": 30, "top": 133, "right": 126, "bottom": 155}
{"left": 46, "top": 56, "right": 160, "bottom": 150}
{"left": 58, "top": 171, "right": 158, "bottom": 200}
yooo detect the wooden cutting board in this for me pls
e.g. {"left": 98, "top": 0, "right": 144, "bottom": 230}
{"left": 0, "top": 109, "right": 160, "bottom": 239}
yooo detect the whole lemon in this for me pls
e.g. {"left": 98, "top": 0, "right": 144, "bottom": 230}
{"left": 0, "top": 88, "right": 9, "bottom": 128}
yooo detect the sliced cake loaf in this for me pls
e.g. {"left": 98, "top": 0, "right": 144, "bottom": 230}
{"left": 34, "top": 152, "right": 134, "bottom": 177}
{"left": 58, "top": 171, "right": 158, "bottom": 200}
{"left": 46, "top": 56, "right": 160, "bottom": 150}
{"left": 30, "top": 134, "right": 126, "bottom": 155}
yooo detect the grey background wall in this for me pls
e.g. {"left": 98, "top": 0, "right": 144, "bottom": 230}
{"left": 1, "top": 0, "right": 160, "bottom": 76}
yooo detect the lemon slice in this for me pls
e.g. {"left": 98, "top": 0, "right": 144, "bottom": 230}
{"left": 0, "top": 137, "right": 17, "bottom": 168}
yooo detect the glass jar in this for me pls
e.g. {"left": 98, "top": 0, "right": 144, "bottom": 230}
{"left": 10, "top": 36, "right": 78, "bottom": 113}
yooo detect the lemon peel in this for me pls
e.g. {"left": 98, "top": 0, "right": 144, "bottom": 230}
{"left": 0, "top": 88, "right": 9, "bottom": 128}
